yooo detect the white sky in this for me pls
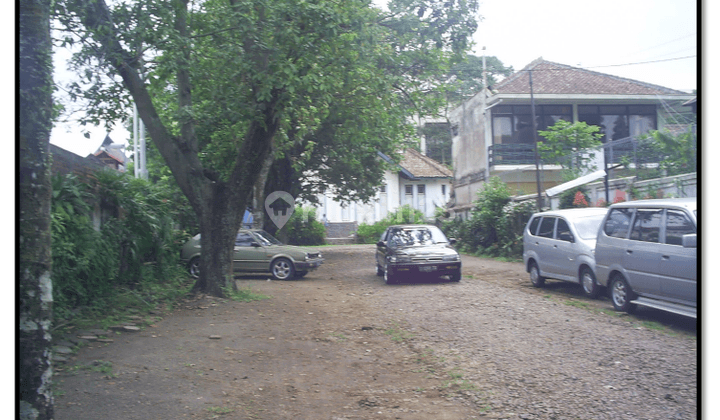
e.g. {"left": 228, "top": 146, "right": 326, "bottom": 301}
{"left": 473, "top": 0, "right": 697, "bottom": 92}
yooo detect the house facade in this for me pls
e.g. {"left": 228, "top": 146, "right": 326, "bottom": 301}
{"left": 448, "top": 58, "right": 695, "bottom": 218}
{"left": 316, "top": 148, "right": 453, "bottom": 227}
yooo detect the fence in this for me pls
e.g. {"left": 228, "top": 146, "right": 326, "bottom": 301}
{"left": 512, "top": 172, "right": 696, "bottom": 210}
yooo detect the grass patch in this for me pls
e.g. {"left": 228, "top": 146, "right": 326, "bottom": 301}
{"left": 224, "top": 287, "right": 271, "bottom": 302}
{"left": 384, "top": 323, "right": 416, "bottom": 342}
{"left": 329, "top": 332, "right": 348, "bottom": 342}
{"left": 207, "top": 406, "right": 234, "bottom": 415}
{"left": 563, "top": 299, "right": 590, "bottom": 309}
{"left": 69, "top": 360, "right": 115, "bottom": 378}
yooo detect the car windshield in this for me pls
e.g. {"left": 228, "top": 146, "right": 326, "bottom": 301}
{"left": 388, "top": 226, "right": 448, "bottom": 247}
{"left": 573, "top": 215, "right": 606, "bottom": 240}
{"left": 252, "top": 230, "right": 284, "bottom": 246}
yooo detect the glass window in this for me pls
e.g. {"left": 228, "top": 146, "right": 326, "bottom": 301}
{"left": 493, "top": 116, "right": 512, "bottom": 145}
{"left": 405, "top": 185, "right": 413, "bottom": 195}
{"left": 235, "top": 233, "right": 255, "bottom": 247}
{"left": 630, "top": 209, "right": 662, "bottom": 243}
{"left": 574, "top": 214, "right": 606, "bottom": 240}
{"left": 492, "top": 105, "right": 571, "bottom": 145}
{"left": 528, "top": 217, "right": 541, "bottom": 236}
{"left": 538, "top": 217, "right": 556, "bottom": 238}
{"left": 578, "top": 105, "right": 656, "bottom": 143}
{"left": 629, "top": 115, "right": 655, "bottom": 137}
{"left": 417, "top": 184, "right": 426, "bottom": 194}
{"left": 604, "top": 208, "right": 634, "bottom": 238}
{"left": 665, "top": 210, "right": 696, "bottom": 245}
{"left": 556, "top": 218, "right": 573, "bottom": 241}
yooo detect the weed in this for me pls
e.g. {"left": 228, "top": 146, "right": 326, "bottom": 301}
{"left": 329, "top": 332, "right": 348, "bottom": 342}
{"left": 384, "top": 323, "right": 416, "bottom": 342}
{"left": 223, "top": 287, "right": 271, "bottom": 302}
{"left": 564, "top": 299, "right": 590, "bottom": 309}
{"left": 70, "top": 360, "right": 115, "bottom": 378}
{"left": 207, "top": 406, "right": 234, "bottom": 414}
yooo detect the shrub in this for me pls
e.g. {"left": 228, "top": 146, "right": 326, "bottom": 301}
{"left": 448, "top": 177, "right": 534, "bottom": 260}
{"left": 285, "top": 206, "right": 326, "bottom": 246}
{"left": 356, "top": 205, "right": 425, "bottom": 244}
{"left": 51, "top": 172, "right": 190, "bottom": 319}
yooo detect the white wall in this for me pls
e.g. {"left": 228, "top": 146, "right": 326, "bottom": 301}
{"left": 313, "top": 170, "right": 451, "bottom": 224}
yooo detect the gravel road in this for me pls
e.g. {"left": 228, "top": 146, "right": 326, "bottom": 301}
{"left": 54, "top": 245, "right": 697, "bottom": 420}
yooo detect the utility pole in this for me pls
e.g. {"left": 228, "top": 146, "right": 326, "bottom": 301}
{"left": 529, "top": 70, "right": 543, "bottom": 211}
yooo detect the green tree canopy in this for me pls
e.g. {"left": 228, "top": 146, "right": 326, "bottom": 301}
{"left": 538, "top": 120, "right": 603, "bottom": 173}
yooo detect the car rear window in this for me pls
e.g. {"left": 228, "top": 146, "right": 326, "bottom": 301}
{"left": 528, "top": 217, "right": 541, "bottom": 235}
{"left": 665, "top": 209, "right": 696, "bottom": 245}
{"left": 573, "top": 214, "right": 606, "bottom": 240}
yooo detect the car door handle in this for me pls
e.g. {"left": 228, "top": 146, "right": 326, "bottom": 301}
{"left": 662, "top": 255, "right": 670, "bottom": 260}
{"left": 626, "top": 250, "right": 633, "bottom": 254}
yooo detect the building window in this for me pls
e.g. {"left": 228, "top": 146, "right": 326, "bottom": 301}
{"left": 442, "top": 184, "right": 446, "bottom": 195}
{"left": 578, "top": 105, "right": 656, "bottom": 142}
{"left": 417, "top": 184, "right": 425, "bottom": 194}
{"left": 405, "top": 185, "right": 413, "bottom": 195}
{"left": 491, "top": 105, "right": 572, "bottom": 145}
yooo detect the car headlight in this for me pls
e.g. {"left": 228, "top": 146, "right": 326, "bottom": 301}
{"left": 442, "top": 254, "right": 459, "bottom": 262}
{"left": 388, "top": 255, "right": 411, "bottom": 263}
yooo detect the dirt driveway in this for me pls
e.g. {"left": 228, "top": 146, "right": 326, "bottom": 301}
{"left": 53, "top": 245, "right": 697, "bottom": 420}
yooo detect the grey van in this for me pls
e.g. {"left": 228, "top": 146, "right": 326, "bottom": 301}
{"left": 523, "top": 208, "right": 609, "bottom": 298}
{"left": 594, "top": 198, "right": 697, "bottom": 318}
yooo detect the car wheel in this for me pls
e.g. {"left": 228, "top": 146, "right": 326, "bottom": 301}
{"left": 188, "top": 257, "right": 200, "bottom": 279}
{"left": 384, "top": 268, "right": 396, "bottom": 285}
{"left": 449, "top": 271, "right": 461, "bottom": 282}
{"left": 271, "top": 258, "right": 295, "bottom": 280}
{"left": 376, "top": 264, "right": 384, "bottom": 277}
{"left": 610, "top": 274, "right": 637, "bottom": 314}
{"left": 529, "top": 261, "right": 545, "bottom": 287}
{"left": 580, "top": 267, "right": 600, "bottom": 299}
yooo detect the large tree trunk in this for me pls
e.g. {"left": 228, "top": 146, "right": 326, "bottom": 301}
{"left": 70, "top": 0, "right": 280, "bottom": 297}
{"left": 19, "top": 0, "right": 55, "bottom": 418}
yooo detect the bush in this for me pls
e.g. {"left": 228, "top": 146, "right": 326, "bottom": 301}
{"left": 51, "top": 172, "right": 191, "bottom": 319}
{"left": 285, "top": 206, "right": 326, "bottom": 246}
{"left": 356, "top": 205, "right": 425, "bottom": 244}
{"left": 447, "top": 177, "right": 534, "bottom": 260}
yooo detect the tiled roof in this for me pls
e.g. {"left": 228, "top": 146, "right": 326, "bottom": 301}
{"left": 399, "top": 148, "right": 453, "bottom": 179}
{"left": 495, "top": 58, "right": 688, "bottom": 96}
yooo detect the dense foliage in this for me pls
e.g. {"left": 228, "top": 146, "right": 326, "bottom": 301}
{"left": 284, "top": 206, "right": 327, "bottom": 246}
{"left": 440, "top": 177, "right": 535, "bottom": 260}
{"left": 356, "top": 205, "right": 426, "bottom": 244}
{"left": 623, "top": 128, "right": 697, "bottom": 180}
{"left": 537, "top": 120, "right": 604, "bottom": 172}
{"left": 50, "top": 172, "right": 191, "bottom": 320}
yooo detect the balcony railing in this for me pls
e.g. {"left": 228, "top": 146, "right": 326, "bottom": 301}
{"left": 488, "top": 138, "right": 665, "bottom": 168}
{"left": 488, "top": 144, "right": 537, "bottom": 167}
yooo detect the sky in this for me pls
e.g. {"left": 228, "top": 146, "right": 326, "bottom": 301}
{"left": 472, "top": 0, "right": 697, "bottom": 91}
{"left": 49, "top": 0, "right": 698, "bottom": 158}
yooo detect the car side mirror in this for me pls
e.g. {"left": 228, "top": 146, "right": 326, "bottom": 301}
{"left": 682, "top": 234, "right": 697, "bottom": 248}
{"left": 376, "top": 240, "right": 386, "bottom": 248}
{"left": 251, "top": 242, "right": 261, "bottom": 247}
{"left": 449, "top": 238, "right": 457, "bottom": 245}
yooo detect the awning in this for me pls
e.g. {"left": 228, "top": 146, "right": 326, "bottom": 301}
{"left": 545, "top": 170, "right": 606, "bottom": 197}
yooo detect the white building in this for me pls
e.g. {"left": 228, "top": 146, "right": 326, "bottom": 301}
{"left": 315, "top": 148, "right": 453, "bottom": 226}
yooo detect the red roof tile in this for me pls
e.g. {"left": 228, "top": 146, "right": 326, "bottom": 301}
{"left": 495, "top": 58, "right": 688, "bottom": 96}
{"left": 399, "top": 148, "right": 453, "bottom": 178}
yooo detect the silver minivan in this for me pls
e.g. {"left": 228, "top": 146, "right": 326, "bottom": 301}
{"left": 523, "top": 208, "right": 609, "bottom": 298}
{"left": 594, "top": 198, "right": 697, "bottom": 318}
